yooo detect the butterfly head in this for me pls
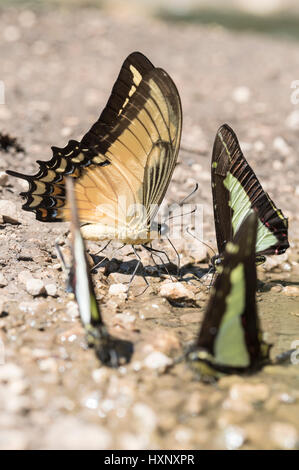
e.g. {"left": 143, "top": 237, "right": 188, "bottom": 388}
{"left": 150, "top": 221, "right": 169, "bottom": 238}
{"left": 210, "top": 254, "right": 224, "bottom": 272}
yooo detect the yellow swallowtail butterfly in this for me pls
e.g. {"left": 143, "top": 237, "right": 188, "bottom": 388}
{"left": 7, "top": 52, "right": 182, "bottom": 246}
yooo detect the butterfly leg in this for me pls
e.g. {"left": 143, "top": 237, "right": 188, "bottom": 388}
{"left": 91, "top": 243, "right": 126, "bottom": 273}
{"left": 55, "top": 243, "right": 74, "bottom": 293}
{"left": 124, "top": 245, "right": 149, "bottom": 298}
{"left": 167, "top": 236, "right": 180, "bottom": 277}
{"left": 142, "top": 244, "right": 175, "bottom": 281}
{"left": 94, "top": 239, "right": 111, "bottom": 256}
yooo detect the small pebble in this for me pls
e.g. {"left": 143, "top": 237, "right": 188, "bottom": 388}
{"left": 0, "top": 363, "right": 24, "bottom": 382}
{"left": 113, "top": 313, "right": 136, "bottom": 330}
{"left": 224, "top": 425, "right": 246, "bottom": 450}
{"left": 0, "top": 272, "right": 8, "bottom": 287}
{"left": 229, "top": 383, "right": 269, "bottom": 403}
{"left": 108, "top": 283, "right": 128, "bottom": 296}
{"left": 159, "top": 281, "right": 195, "bottom": 301}
{"left": 150, "top": 330, "right": 181, "bottom": 354}
{"left": 66, "top": 300, "right": 79, "bottom": 319}
{"left": 25, "top": 278, "right": 45, "bottom": 296}
{"left": 273, "top": 136, "right": 290, "bottom": 157}
{"left": 38, "top": 358, "right": 57, "bottom": 373}
{"left": 0, "top": 172, "right": 8, "bottom": 186}
{"left": 286, "top": 110, "right": 299, "bottom": 130}
{"left": 143, "top": 351, "right": 172, "bottom": 370}
{"left": 232, "top": 86, "right": 250, "bottom": 103}
{"left": 282, "top": 286, "right": 299, "bottom": 297}
{"left": 108, "top": 272, "right": 130, "bottom": 284}
{"left": 133, "top": 402, "right": 157, "bottom": 433}
{"left": 270, "top": 284, "right": 283, "bottom": 293}
{"left": 18, "top": 270, "right": 33, "bottom": 284}
{"left": 270, "top": 422, "right": 298, "bottom": 449}
{"left": 184, "top": 391, "right": 206, "bottom": 415}
{"left": 0, "top": 200, "right": 20, "bottom": 224}
{"left": 45, "top": 283, "right": 57, "bottom": 297}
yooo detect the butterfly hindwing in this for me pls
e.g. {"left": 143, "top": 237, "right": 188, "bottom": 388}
{"left": 66, "top": 177, "right": 133, "bottom": 367}
{"left": 211, "top": 124, "right": 289, "bottom": 260}
{"left": 66, "top": 177, "right": 103, "bottom": 328}
{"left": 189, "top": 212, "right": 271, "bottom": 380}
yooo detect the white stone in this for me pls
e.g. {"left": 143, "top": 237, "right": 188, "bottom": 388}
{"left": 286, "top": 110, "right": 299, "bottom": 130}
{"left": 133, "top": 402, "right": 157, "bottom": 433}
{"left": 143, "top": 351, "right": 172, "bottom": 369}
{"left": 159, "top": 281, "right": 195, "bottom": 301}
{"left": 108, "top": 283, "right": 128, "bottom": 296}
{"left": 25, "top": 278, "right": 45, "bottom": 296}
{"left": 229, "top": 383, "right": 269, "bottom": 403}
{"left": 66, "top": 300, "right": 80, "bottom": 318}
{"left": 232, "top": 86, "right": 250, "bottom": 103}
{"left": 273, "top": 136, "right": 290, "bottom": 157}
{"left": 224, "top": 426, "right": 246, "bottom": 450}
{"left": 0, "top": 363, "right": 24, "bottom": 381}
{"left": 0, "top": 172, "right": 8, "bottom": 186}
{"left": 0, "top": 200, "right": 20, "bottom": 224}
{"left": 270, "top": 422, "right": 298, "bottom": 449}
{"left": 45, "top": 283, "right": 57, "bottom": 297}
{"left": 0, "top": 272, "right": 7, "bottom": 287}
{"left": 282, "top": 285, "right": 299, "bottom": 297}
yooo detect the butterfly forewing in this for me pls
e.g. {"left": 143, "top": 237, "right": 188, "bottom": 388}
{"left": 7, "top": 52, "right": 182, "bottom": 242}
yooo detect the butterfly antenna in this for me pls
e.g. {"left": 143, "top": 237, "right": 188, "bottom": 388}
{"left": 162, "top": 183, "right": 198, "bottom": 225}
{"left": 180, "top": 146, "right": 206, "bottom": 155}
{"left": 165, "top": 207, "right": 197, "bottom": 223}
{"left": 178, "top": 183, "right": 199, "bottom": 206}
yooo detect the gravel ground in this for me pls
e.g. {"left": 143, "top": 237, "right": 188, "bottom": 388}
{"left": 0, "top": 6, "right": 299, "bottom": 450}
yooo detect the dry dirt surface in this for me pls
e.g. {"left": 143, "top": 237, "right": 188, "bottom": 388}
{"left": 0, "top": 6, "right": 299, "bottom": 450}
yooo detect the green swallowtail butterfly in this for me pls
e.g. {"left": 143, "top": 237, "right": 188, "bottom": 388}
{"left": 211, "top": 124, "right": 289, "bottom": 268}
{"left": 188, "top": 212, "right": 271, "bottom": 381}
{"left": 66, "top": 177, "right": 133, "bottom": 367}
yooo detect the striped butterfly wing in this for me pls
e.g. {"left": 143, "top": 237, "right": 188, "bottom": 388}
{"left": 67, "top": 177, "right": 104, "bottom": 329}
{"left": 66, "top": 177, "right": 133, "bottom": 367}
{"left": 7, "top": 52, "right": 182, "bottom": 238}
{"left": 190, "top": 212, "right": 271, "bottom": 378}
{"left": 211, "top": 124, "right": 289, "bottom": 259}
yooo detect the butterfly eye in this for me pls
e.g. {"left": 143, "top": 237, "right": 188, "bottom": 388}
{"left": 158, "top": 223, "right": 169, "bottom": 236}
{"left": 211, "top": 255, "right": 222, "bottom": 267}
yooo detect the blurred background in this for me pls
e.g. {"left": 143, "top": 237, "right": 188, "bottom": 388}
{"left": 0, "top": 0, "right": 299, "bottom": 451}
{"left": 2, "top": 0, "right": 299, "bottom": 39}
